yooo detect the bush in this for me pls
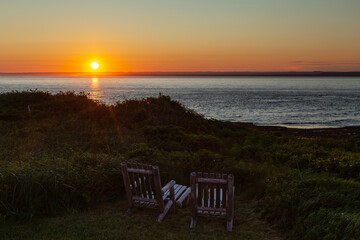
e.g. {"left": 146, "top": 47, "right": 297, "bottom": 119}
{"left": 0, "top": 153, "right": 124, "bottom": 219}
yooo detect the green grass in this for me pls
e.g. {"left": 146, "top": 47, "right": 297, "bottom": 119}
{"left": 0, "top": 196, "right": 282, "bottom": 240}
{"left": 0, "top": 91, "right": 360, "bottom": 239}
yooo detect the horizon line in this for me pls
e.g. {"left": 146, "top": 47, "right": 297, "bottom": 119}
{"left": 1, "top": 71, "right": 360, "bottom": 77}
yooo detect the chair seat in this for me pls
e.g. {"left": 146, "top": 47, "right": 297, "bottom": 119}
{"left": 133, "top": 200, "right": 159, "bottom": 209}
{"left": 197, "top": 210, "right": 227, "bottom": 218}
{"left": 162, "top": 183, "right": 191, "bottom": 208}
{"left": 130, "top": 180, "right": 190, "bottom": 208}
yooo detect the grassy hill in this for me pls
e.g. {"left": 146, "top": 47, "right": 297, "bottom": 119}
{"left": 0, "top": 91, "right": 359, "bottom": 239}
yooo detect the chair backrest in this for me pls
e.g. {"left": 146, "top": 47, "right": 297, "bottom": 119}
{"left": 121, "top": 162, "right": 164, "bottom": 211}
{"left": 190, "top": 172, "right": 234, "bottom": 217}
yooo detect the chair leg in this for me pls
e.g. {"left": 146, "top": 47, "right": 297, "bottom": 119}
{"left": 226, "top": 219, "right": 233, "bottom": 232}
{"left": 125, "top": 208, "right": 133, "bottom": 216}
{"left": 186, "top": 195, "right": 190, "bottom": 206}
{"left": 190, "top": 217, "right": 197, "bottom": 228}
{"left": 157, "top": 200, "right": 173, "bottom": 222}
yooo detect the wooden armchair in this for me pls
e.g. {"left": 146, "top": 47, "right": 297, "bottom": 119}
{"left": 121, "top": 162, "right": 190, "bottom": 222}
{"left": 189, "top": 172, "right": 235, "bottom": 231}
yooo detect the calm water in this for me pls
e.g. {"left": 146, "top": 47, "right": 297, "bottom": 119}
{"left": 1, "top": 76, "right": 360, "bottom": 128}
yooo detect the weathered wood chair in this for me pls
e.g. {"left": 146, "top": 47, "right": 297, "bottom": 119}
{"left": 121, "top": 162, "right": 191, "bottom": 222}
{"left": 189, "top": 172, "right": 235, "bottom": 231}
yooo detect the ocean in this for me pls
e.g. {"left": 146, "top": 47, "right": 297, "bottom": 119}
{"left": 0, "top": 76, "right": 359, "bottom": 128}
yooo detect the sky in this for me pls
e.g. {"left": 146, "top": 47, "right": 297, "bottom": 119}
{"left": 1, "top": 0, "right": 360, "bottom": 72}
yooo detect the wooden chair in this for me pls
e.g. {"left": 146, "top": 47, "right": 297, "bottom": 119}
{"left": 121, "top": 162, "right": 190, "bottom": 222}
{"left": 189, "top": 172, "right": 235, "bottom": 231}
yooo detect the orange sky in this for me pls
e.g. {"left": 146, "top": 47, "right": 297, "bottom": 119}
{"left": 1, "top": 0, "right": 360, "bottom": 72}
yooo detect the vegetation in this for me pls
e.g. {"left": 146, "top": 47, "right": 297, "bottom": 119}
{"left": 0, "top": 91, "right": 359, "bottom": 239}
{"left": 0, "top": 197, "right": 282, "bottom": 240}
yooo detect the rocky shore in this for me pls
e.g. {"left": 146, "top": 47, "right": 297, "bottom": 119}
{"left": 236, "top": 123, "right": 360, "bottom": 139}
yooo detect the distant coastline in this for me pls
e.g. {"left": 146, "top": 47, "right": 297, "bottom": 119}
{"left": 1, "top": 71, "right": 360, "bottom": 77}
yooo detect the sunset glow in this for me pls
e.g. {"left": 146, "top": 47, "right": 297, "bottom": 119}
{"left": 1, "top": 1, "right": 360, "bottom": 73}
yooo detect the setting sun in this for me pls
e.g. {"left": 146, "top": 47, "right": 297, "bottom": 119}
{"left": 91, "top": 62, "right": 99, "bottom": 70}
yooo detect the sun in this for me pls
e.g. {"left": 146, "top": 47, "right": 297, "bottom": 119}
{"left": 91, "top": 62, "right": 99, "bottom": 70}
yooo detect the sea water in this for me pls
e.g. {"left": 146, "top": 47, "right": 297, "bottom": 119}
{"left": 0, "top": 76, "right": 359, "bottom": 128}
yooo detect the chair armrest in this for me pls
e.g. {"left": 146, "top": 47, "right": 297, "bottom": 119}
{"left": 161, "top": 180, "right": 176, "bottom": 195}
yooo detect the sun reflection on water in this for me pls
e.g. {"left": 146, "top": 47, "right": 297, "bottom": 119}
{"left": 89, "top": 77, "right": 102, "bottom": 102}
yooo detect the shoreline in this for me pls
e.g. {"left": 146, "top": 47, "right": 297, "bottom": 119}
{"left": 0, "top": 90, "right": 358, "bottom": 139}
{"left": 233, "top": 122, "right": 360, "bottom": 139}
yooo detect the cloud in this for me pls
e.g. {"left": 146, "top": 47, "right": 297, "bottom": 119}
{"left": 289, "top": 60, "right": 360, "bottom": 71}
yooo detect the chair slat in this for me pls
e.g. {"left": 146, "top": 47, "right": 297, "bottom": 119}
{"left": 163, "top": 183, "right": 180, "bottom": 197}
{"left": 222, "top": 173, "right": 227, "bottom": 208}
{"left": 143, "top": 164, "right": 155, "bottom": 199}
{"left": 209, "top": 173, "right": 215, "bottom": 208}
{"left": 175, "top": 185, "right": 187, "bottom": 200}
{"left": 145, "top": 165, "right": 154, "bottom": 199}
{"left": 128, "top": 171, "right": 137, "bottom": 196}
{"left": 197, "top": 172, "right": 203, "bottom": 207}
{"left": 190, "top": 172, "right": 197, "bottom": 226}
{"left": 174, "top": 184, "right": 182, "bottom": 195}
{"left": 197, "top": 178, "right": 227, "bottom": 184}
{"left": 134, "top": 164, "right": 143, "bottom": 197}
{"left": 227, "top": 174, "right": 234, "bottom": 223}
{"left": 138, "top": 165, "right": 148, "bottom": 198}
{"left": 203, "top": 173, "right": 209, "bottom": 207}
{"left": 216, "top": 173, "right": 221, "bottom": 208}
{"left": 127, "top": 163, "right": 137, "bottom": 196}
{"left": 197, "top": 206, "right": 226, "bottom": 212}
{"left": 132, "top": 196, "right": 158, "bottom": 203}
{"left": 162, "top": 190, "right": 170, "bottom": 200}
{"left": 152, "top": 165, "right": 164, "bottom": 212}
{"left": 121, "top": 162, "right": 133, "bottom": 207}
{"left": 127, "top": 168, "right": 153, "bottom": 174}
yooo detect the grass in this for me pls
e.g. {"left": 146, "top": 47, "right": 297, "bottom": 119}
{"left": 0, "top": 91, "right": 359, "bottom": 239}
{"left": 0, "top": 196, "right": 282, "bottom": 240}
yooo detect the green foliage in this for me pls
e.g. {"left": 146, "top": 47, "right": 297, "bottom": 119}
{"left": 259, "top": 172, "right": 360, "bottom": 239}
{"left": 0, "top": 152, "right": 124, "bottom": 219}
